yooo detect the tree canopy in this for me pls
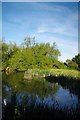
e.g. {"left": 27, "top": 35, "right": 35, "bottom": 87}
{"left": 1, "top": 37, "right": 79, "bottom": 71}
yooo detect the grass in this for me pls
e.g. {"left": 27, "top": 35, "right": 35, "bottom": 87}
{"left": 48, "top": 69, "right": 80, "bottom": 78}
{"left": 24, "top": 68, "right": 80, "bottom": 79}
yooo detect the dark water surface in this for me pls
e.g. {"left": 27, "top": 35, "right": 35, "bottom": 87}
{"left": 2, "top": 72, "right": 80, "bottom": 120}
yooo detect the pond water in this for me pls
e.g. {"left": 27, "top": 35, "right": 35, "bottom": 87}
{"left": 2, "top": 72, "right": 80, "bottom": 120}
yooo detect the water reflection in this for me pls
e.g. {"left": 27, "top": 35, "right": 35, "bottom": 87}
{"left": 2, "top": 72, "right": 80, "bottom": 120}
{"left": 46, "top": 75, "right": 80, "bottom": 99}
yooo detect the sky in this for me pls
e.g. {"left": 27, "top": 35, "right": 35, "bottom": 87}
{"left": 2, "top": 2, "right": 78, "bottom": 62}
{"left": 2, "top": 0, "right": 79, "bottom": 2}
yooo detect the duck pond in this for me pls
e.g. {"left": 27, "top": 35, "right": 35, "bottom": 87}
{"left": 2, "top": 72, "right": 80, "bottom": 120}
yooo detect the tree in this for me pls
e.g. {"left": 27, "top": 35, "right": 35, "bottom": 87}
{"left": 1, "top": 37, "right": 62, "bottom": 70}
{"left": 22, "top": 36, "right": 36, "bottom": 48}
{"left": 49, "top": 42, "right": 61, "bottom": 61}
{"left": 66, "top": 59, "right": 78, "bottom": 70}
{"left": 72, "top": 54, "right": 80, "bottom": 69}
{"left": 2, "top": 41, "right": 9, "bottom": 69}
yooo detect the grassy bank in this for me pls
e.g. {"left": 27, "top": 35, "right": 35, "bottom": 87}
{"left": 24, "top": 68, "right": 80, "bottom": 80}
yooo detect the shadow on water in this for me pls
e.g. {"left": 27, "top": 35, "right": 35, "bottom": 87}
{"left": 2, "top": 73, "right": 80, "bottom": 120}
{"left": 45, "top": 75, "right": 80, "bottom": 99}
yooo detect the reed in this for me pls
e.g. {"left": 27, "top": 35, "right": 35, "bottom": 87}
{"left": 24, "top": 69, "right": 80, "bottom": 80}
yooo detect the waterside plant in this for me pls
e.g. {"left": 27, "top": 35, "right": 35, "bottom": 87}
{"left": 24, "top": 69, "right": 80, "bottom": 80}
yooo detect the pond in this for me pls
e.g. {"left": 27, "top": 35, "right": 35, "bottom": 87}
{"left": 2, "top": 72, "right": 80, "bottom": 120}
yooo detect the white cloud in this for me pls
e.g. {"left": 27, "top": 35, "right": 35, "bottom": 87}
{"left": 2, "top": 2, "right": 78, "bottom": 62}
{"left": 36, "top": 7, "right": 78, "bottom": 37}
{"left": 33, "top": 2, "right": 78, "bottom": 39}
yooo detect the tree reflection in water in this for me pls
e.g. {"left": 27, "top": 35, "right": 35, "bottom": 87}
{"left": 2, "top": 73, "right": 80, "bottom": 120}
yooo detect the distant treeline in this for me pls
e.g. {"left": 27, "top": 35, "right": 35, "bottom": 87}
{"left": 1, "top": 36, "right": 80, "bottom": 71}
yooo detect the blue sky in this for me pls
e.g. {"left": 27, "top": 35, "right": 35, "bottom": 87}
{"left": 2, "top": 0, "right": 79, "bottom": 2}
{"left": 2, "top": 2, "right": 78, "bottom": 62}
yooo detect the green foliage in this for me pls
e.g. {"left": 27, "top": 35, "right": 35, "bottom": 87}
{"left": 72, "top": 54, "right": 80, "bottom": 69}
{"left": 2, "top": 41, "right": 19, "bottom": 70}
{"left": 2, "top": 41, "right": 9, "bottom": 69}
{"left": 53, "top": 60, "right": 66, "bottom": 69}
{"left": 66, "top": 59, "right": 78, "bottom": 70}
{"left": 49, "top": 42, "right": 61, "bottom": 61}
{"left": 1, "top": 37, "right": 79, "bottom": 71}
{"left": 21, "top": 36, "right": 36, "bottom": 48}
{"left": 24, "top": 68, "right": 80, "bottom": 79}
